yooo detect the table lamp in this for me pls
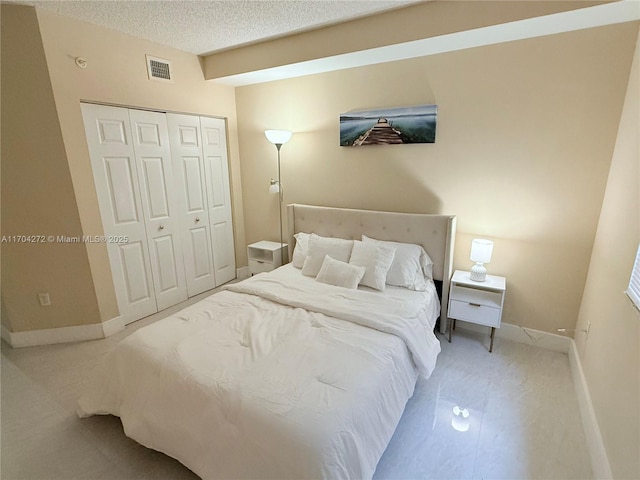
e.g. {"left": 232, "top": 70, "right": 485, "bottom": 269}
{"left": 470, "top": 239, "right": 493, "bottom": 282}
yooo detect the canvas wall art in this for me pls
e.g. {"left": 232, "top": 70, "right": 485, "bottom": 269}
{"left": 340, "top": 104, "right": 437, "bottom": 146}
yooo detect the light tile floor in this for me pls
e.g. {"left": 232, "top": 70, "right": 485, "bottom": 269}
{"left": 2, "top": 301, "right": 592, "bottom": 480}
{"left": 374, "top": 329, "right": 592, "bottom": 480}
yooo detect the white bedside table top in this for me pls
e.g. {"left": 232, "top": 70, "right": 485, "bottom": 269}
{"left": 451, "top": 269, "right": 506, "bottom": 291}
{"left": 248, "top": 241, "right": 287, "bottom": 251}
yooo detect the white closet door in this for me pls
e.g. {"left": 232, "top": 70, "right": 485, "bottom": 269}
{"left": 81, "top": 104, "right": 157, "bottom": 324}
{"left": 128, "top": 109, "right": 188, "bottom": 311}
{"left": 166, "top": 113, "right": 217, "bottom": 296}
{"left": 201, "top": 116, "right": 236, "bottom": 285}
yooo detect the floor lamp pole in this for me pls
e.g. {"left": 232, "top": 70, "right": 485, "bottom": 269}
{"left": 265, "top": 129, "right": 291, "bottom": 265}
{"left": 276, "top": 143, "right": 283, "bottom": 259}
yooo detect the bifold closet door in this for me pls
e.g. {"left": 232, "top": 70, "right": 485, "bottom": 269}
{"left": 83, "top": 104, "right": 233, "bottom": 322}
{"left": 166, "top": 113, "right": 217, "bottom": 296}
{"left": 201, "top": 116, "right": 236, "bottom": 286}
{"left": 81, "top": 104, "right": 157, "bottom": 324}
{"left": 128, "top": 109, "right": 188, "bottom": 310}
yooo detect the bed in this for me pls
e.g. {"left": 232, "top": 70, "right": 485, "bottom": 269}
{"left": 78, "top": 204, "right": 456, "bottom": 479}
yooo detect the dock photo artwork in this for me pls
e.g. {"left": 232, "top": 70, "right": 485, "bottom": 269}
{"left": 340, "top": 104, "right": 437, "bottom": 146}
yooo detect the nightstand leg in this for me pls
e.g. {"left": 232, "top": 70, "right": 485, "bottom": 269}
{"left": 448, "top": 318, "right": 456, "bottom": 343}
{"left": 489, "top": 327, "right": 496, "bottom": 352}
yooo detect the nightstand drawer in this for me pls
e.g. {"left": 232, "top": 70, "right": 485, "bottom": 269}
{"left": 249, "top": 259, "right": 274, "bottom": 274}
{"left": 449, "top": 299, "right": 501, "bottom": 327}
{"left": 450, "top": 285, "right": 502, "bottom": 308}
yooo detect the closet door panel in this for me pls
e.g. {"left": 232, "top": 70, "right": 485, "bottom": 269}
{"left": 129, "top": 109, "right": 188, "bottom": 311}
{"left": 119, "top": 241, "right": 153, "bottom": 303}
{"left": 211, "top": 222, "right": 233, "bottom": 281}
{"left": 201, "top": 116, "right": 236, "bottom": 286}
{"left": 167, "top": 113, "right": 217, "bottom": 296}
{"left": 183, "top": 157, "right": 206, "bottom": 212}
{"left": 141, "top": 157, "right": 170, "bottom": 218}
{"left": 182, "top": 158, "right": 215, "bottom": 284}
{"left": 104, "top": 156, "right": 139, "bottom": 224}
{"left": 81, "top": 104, "right": 157, "bottom": 324}
{"left": 208, "top": 156, "right": 226, "bottom": 213}
{"left": 205, "top": 155, "right": 234, "bottom": 284}
{"left": 152, "top": 234, "right": 180, "bottom": 291}
{"left": 189, "top": 227, "right": 212, "bottom": 278}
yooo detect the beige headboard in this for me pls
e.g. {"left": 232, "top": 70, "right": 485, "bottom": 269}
{"left": 287, "top": 204, "right": 456, "bottom": 334}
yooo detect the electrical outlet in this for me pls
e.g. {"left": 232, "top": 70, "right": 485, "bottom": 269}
{"left": 38, "top": 292, "right": 51, "bottom": 306}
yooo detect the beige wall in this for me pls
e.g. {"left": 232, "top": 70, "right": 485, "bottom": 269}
{"left": 235, "top": 22, "right": 639, "bottom": 335}
{"left": 574, "top": 31, "right": 640, "bottom": 480}
{"left": 1, "top": 5, "right": 101, "bottom": 331}
{"left": 1, "top": 5, "right": 246, "bottom": 331}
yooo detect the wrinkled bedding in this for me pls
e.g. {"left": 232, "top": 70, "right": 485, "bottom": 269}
{"left": 78, "top": 266, "right": 441, "bottom": 479}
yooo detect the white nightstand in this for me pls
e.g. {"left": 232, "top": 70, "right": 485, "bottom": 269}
{"left": 447, "top": 269, "right": 506, "bottom": 352}
{"left": 247, "top": 241, "right": 288, "bottom": 275}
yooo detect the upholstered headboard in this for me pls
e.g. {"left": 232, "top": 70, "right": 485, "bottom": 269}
{"left": 287, "top": 204, "right": 456, "bottom": 334}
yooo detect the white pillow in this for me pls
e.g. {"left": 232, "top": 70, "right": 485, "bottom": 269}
{"left": 362, "top": 235, "right": 434, "bottom": 290}
{"left": 349, "top": 240, "right": 396, "bottom": 291}
{"left": 315, "top": 255, "right": 365, "bottom": 290}
{"left": 291, "top": 232, "right": 310, "bottom": 268}
{"left": 301, "top": 234, "right": 354, "bottom": 277}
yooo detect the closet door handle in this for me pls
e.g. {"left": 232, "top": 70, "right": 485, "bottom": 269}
{"left": 159, "top": 225, "right": 165, "bottom": 230}
{"left": 195, "top": 217, "right": 200, "bottom": 222}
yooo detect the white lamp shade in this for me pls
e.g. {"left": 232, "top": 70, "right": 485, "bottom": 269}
{"left": 265, "top": 129, "right": 292, "bottom": 145}
{"left": 269, "top": 181, "right": 280, "bottom": 194}
{"left": 470, "top": 239, "right": 493, "bottom": 264}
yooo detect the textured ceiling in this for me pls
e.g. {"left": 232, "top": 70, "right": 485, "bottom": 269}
{"left": 16, "top": 0, "right": 422, "bottom": 55}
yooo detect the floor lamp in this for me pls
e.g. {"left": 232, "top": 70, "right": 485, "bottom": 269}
{"left": 265, "top": 129, "right": 292, "bottom": 262}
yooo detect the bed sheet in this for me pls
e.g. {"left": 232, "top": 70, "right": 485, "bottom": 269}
{"left": 78, "top": 266, "right": 441, "bottom": 479}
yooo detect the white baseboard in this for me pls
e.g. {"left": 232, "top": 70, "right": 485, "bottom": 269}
{"left": 1, "top": 324, "right": 14, "bottom": 345}
{"left": 568, "top": 341, "right": 613, "bottom": 479}
{"left": 498, "top": 322, "right": 572, "bottom": 353}
{"left": 455, "top": 321, "right": 571, "bottom": 353}
{"left": 236, "top": 266, "right": 250, "bottom": 280}
{"left": 455, "top": 320, "right": 612, "bottom": 478}
{"left": 100, "top": 315, "right": 125, "bottom": 338}
{"left": 1, "top": 315, "right": 125, "bottom": 348}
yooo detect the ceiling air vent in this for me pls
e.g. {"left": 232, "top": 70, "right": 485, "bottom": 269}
{"left": 146, "top": 55, "right": 173, "bottom": 82}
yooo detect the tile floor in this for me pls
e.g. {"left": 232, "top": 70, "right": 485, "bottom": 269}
{"left": 1, "top": 299, "right": 593, "bottom": 480}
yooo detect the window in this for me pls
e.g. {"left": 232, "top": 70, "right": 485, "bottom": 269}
{"left": 626, "top": 243, "right": 640, "bottom": 312}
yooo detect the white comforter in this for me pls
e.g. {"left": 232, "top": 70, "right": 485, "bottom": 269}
{"left": 78, "top": 267, "right": 441, "bottom": 479}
